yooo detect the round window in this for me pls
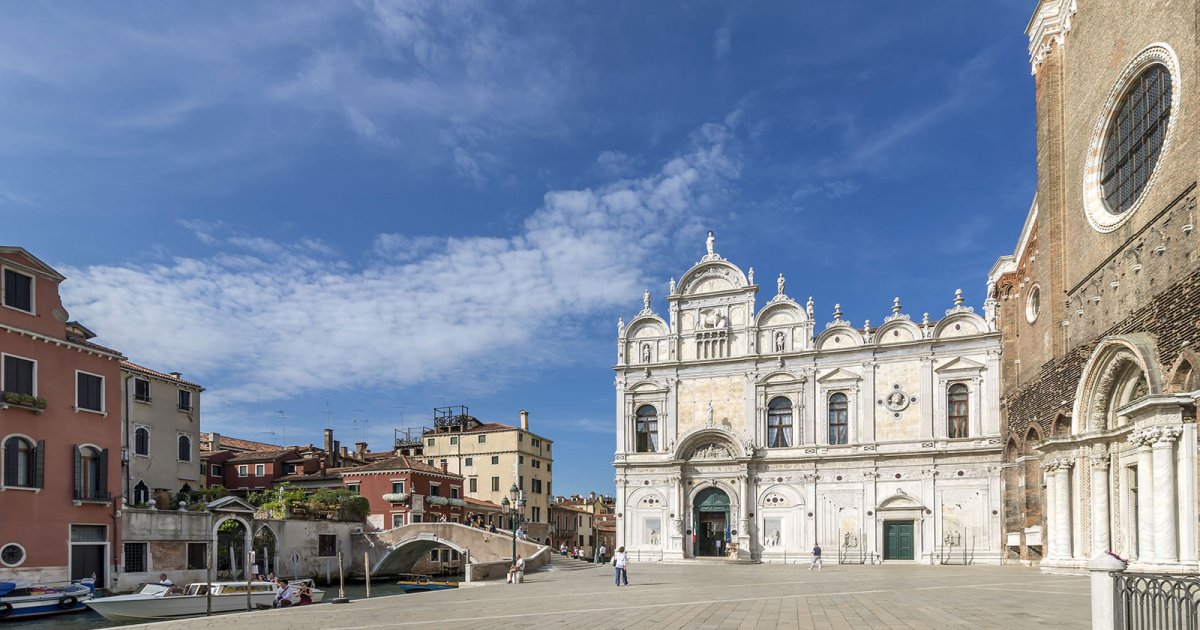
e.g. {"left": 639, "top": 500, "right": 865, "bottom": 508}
{"left": 1026, "top": 285, "right": 1041, "bottom": 323}
{"left": 1, "top": 543, "right": 25, "bottom": 567}
{"left": 1083, "top": 44, "right": 1181, "bottom": 232}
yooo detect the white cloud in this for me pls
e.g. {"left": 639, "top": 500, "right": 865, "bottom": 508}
{"left": 713, "top": 26, "right": 732, "bottom": 60}
{"left": 594, "top": 150, "right": 636, "bottom": 178}
{"left": 61, "top": 120, "right": 741, "bottom": 409}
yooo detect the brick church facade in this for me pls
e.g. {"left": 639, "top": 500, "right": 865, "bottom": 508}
{"left": 989, "top": 0, "right": 1199, "bottom": 571}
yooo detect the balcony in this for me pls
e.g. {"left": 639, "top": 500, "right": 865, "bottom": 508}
{"left": 0, "top": 391, "right": 47, "bottom": 414}
{"left": 73, "top": 490, "right": 113, "bottom": 505}
{"left": 383, "top": 493, "right": 410, "bottom": 504}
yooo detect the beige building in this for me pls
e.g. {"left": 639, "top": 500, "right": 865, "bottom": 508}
{"left": 419, "top": 407, "right": 554, "bottom": 540}
{"left": 121, "top": 361, "right": 204, "bottom": 505}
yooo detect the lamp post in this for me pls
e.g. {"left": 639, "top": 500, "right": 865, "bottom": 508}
{"left": 502, "top": 497, "right": 513, "bottom": 563}
{"left": 505, "top": 483, "right": 525, "bottom": 564}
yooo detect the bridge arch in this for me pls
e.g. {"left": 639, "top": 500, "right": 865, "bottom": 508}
{"left": 373, "top": 534, "right": 470, "bottom": 575}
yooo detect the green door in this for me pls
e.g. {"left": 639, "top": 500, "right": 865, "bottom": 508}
{"left": 884, "top": 521, "right": 914, "bottom": 560}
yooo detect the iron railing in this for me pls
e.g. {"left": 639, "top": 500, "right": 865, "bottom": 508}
{"left": 1115, "top": 572, "right": 1200, "bottom": 630}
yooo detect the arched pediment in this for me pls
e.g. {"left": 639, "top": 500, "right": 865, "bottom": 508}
{"left": 877, "top": 491, "right": 924, "bottom": 511}
{"left": 1070, "top": 333, "right": 1164, "bottom": 434}
{"left": 673, "top": 427, "right": 747, "bottom": 460}
{"left": 874, "top": 319, "right": 922, "bottom": 345}
{"left": 815, "top": 326, "right": 863, "bottom": 351}
{"left": 933, "top": 312, "right": 988, "bottom": 338}
{"left": 677, "top": 260, "right": 749, "bottom": 296}
{"left": 755, "top": 300, "right": 808, "bottom": 327}
{"left": 623, "top": 313, "right": 668, "bottom": 340}
{"left": 628, "top": 379, "right": 668, "bottom": 393}
{"left": 757, "top": 484, "right": 805, "bottom": 507}
{"left": 757, "top": 370, "right": 802, "bottom": 385}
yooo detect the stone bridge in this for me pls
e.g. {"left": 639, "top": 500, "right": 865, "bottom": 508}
{"left": 360, "top": 523, "right": 550, "bottom": 579}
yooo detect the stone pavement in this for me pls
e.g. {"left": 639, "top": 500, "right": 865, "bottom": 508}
{"left": 123, "top": 557, "right": 1090, "bottom": 629}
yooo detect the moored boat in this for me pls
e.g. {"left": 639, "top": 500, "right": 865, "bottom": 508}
{"left": 0, "top": 579, "right": 95, "bottom": 621}
{"left": 395, "top": 574, "right": 458, "bottom": 593}
{"left": 85, "top": 579, "right": 325, "bottom": 622}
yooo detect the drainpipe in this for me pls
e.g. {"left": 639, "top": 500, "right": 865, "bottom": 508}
{"left": 123, "top": 374, "right": 133, "bottom": 504}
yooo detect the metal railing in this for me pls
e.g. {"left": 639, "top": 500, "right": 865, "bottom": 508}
{"left": 1115, "top": 572, "right": 1200, "bottom": 630}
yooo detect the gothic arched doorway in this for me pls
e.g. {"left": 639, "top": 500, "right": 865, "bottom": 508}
{"left": 693, "top": 487, "right": 730, "bottom": 557}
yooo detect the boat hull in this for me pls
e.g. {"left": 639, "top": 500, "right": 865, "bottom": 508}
{"left": 86, "top": 592, "right": 278, "bottom": 622}
{"left": 0, "top": 586, "right": 93, "bottom": 621}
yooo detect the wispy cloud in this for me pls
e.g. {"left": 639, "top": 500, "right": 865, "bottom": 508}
{"left": 61, "top": 119, "right": 741, "bottom": 409}
{"left": 713, "top": 26, "right": 732, "bottom": 60}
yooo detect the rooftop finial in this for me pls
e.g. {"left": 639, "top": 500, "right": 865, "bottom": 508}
{"left": 954, "top": 288, "right": 964, "bottom": 307}
{"left": 892, "top": 296, "right": 902, "bottom": 314}
{"left": 864, "top": 319, "right": 872, "bottom": 334}
{"left": 922, "top": 312, "right": 930, "bottom": 327}
{"left": 617, "top": 317, "right": 625, "bottom": 334}
{"left": 833, "top": 303, "right": 842, "bottom": 321}
{"left": 806, "top": 296, "right": 814, "bottom": 317}
{"left": 748, "top": 267, "right": 755, "bottom": 285}
{"left": 705, "top": 230, "right": 715, "bottom": 257}
{"left": 668, "top": 277, "right": 676, "bottom": 294}
{"left": 643, "top": 289, "right": 651, "bottom": 311}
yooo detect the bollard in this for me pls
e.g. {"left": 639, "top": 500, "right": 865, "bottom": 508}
{"left": 331, "top": 550, "right": 350, "bottom": 604}
{"left": 1089, "top": 553, "right": 1126, "bottom": 630}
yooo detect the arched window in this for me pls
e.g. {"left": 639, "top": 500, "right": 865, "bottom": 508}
{"left": 77, "top": 446, "right": 103, "bottom": 500}
{"left": 767, "top": 397, "right": 793, "bottom": 448}
{"left": 177, "top": 435, "right": 192, "bottom": 462}
{"left": 948, "top": 384, "right": 969, "bottom": 438}
{"left": 635, "top": 405, "right": 658, "bottom": 453}
{"left": 828, "top": 393, "right": 848, "bottom": 445}
{"left": 3, "top": 436, "right": 40, "bottom": 488}
{"left": 134, "top": 427, "right": 150, "bottom": 456}
{"left": 133, "top": 480, "right": 150, "bottom": 505}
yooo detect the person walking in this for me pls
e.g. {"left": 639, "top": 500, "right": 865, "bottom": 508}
{"left": 613, "top": 546, "right": 629, "bottom": 586}
{"left": 598, "top": 543, "right": 607, "bottom": 564}
{"left": 809, "top": 543, "right": 823, "bottom": 571}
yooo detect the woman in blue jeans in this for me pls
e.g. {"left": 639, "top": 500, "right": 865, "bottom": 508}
{"left": 613, "top": 546, "right": 629, "bottom": 586}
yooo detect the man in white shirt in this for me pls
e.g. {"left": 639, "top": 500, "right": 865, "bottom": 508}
{"left": 273, "top": 579, "right": 294, "bottom": 607}
{"left": 598, "top": 544, "right": 608, "bottom": 564}
{"left": 158, "top": 574, "right": 173, "bottom": 586}
{"left": 507, "top": 555, "right": 526, "bottom": 584}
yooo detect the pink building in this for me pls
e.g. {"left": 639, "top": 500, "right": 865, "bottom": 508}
{"left": 339, "top": 456, "right": 465, "bottom": 531}
{"left": 0, "top": 247, "right": 124, "bottom": 587}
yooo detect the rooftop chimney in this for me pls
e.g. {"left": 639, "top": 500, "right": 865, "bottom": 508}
{"left": 519, "top": 409, "right": 529, "bottom": 431}
{"left": 340, "top": 445, "right": 349, "bottom": 458}
{"left": 211, "top": 432, "right": 221, "bottom": 450}
{"left": 324, "top": 429, "right": 334, "bottom": 467}
{"left": 355, "top": 441, "right": 367, "bottom": 457}
{"left": 169, "top": 371, "right": 182, "bottom": 379}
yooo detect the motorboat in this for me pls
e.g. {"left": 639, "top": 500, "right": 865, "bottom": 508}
{"left": 395, "top": 574, "right": 458, "bottom": 593}
{"left": 0, "top": 579, "right": 94, "bottom": 621}
{"left": 85, "top": 579, "right": 324, "bottom": 622}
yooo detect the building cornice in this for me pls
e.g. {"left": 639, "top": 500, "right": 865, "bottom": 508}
{"left": 0, "top": 323, "right": 124, "bottom": 361}
{"left": 1026, "top": 0, "right": 1077, "bottom": 74}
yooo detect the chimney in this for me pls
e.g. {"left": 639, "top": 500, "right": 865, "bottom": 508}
{"left": 324, "top": 429, "right": 334, "bottom": 466}
{"left": 441, "top": 460, "right": 448, "bottom": 473}
{"left": 169, "top": 371, "right": 182, "bottom": 379}
{"left": 355, "top": 441, "right": 367, "bottom": 457}
{"left": 519, "top": 409, "right": 529, "bottom": 431}
{"left": 339, "top": 445, "right": 347, "bottom": 459}
{"left": 211, "top": 432, "right": 221, "bottom": 451}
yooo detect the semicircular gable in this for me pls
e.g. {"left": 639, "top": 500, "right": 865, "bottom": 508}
{"left": 677, "top": 260, "right": 748, "bottom": 296}
{"left": 755, "top": 300, "right": 808, "bottom": 327}
{"left": 815, "top": 326, "right": 863, "bottom": 351}
{"left": 757, "top": 484, "right": 805, "bottom": 507}
{"left": 875, "top": 320, "right": 922, "bottom": 345}
{"left": 933, "top": 312, "right": 988, "bottom": 338}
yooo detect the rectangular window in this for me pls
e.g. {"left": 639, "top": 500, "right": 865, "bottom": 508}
{"left": 412, "top": 514, "right": 423, "bottom": 523}
{"left": 532, "top": 438, "right": 540, "bottom": 447}
{"left": 532, "top": 479, "right": 542, "bottom": 493}
{"left": 547, "top": 463, "right": 552, "bottom": 473}
{"left": 518, "top": 434, "right": 523, "bottom": 442}
{"left": 491, "top": 477, "right": 500, "bottom": 492}
{"left": 439, "top": 458, "right": 447, "bottom": 469}
{"left": 519, "top": 475, "right": 524, "bottom": 490}
{"left": 547, "top": 482, "right": 551, "bottom": 496}
{"left": 392, "top": 513, "right": 405, "bottom": 528}
{"left": 427, "top": 459, "right": 434, "bottom": 467}
{"left": 464, "top": 457, "right": 473, "bottom": 467}
{"left": 469, "top": 477, "right": 477, "bottom": 493}
{"left": 451, "top": 486, "right": 460, "bottom": 499}
{"left": 254, "top": 463, "right": 265, "bottom": 477}
{"left": 3, "top": 269, "right": 33, "bottom": 312}
{"left": 211, "top": 464, "right": 224, "bottom": 477}
{"left": 3, "top": 354, "right": 35, "bottom": 395}
{"left": 134, "top": 378, "right": 151, "bottom": 402}
{"left": 238, "top": 465, "right": 248, "bottom": 477}
{"left": 317, "top": 534, "right": 337, "bottom": 557}
{"left": 427, "top": 438, "right": 435, "bottom": 447}
{"left": 532, "top": 506, "right": 539, "bottom": 522}
{"left": 478, "top": 434, "right": 486, "bottom": 444}
{"left": 346, "top": 483, "right": 360, "bottom": 494}
{"left": 177, "top": 389, "right": 192, "bottom": 411}
{"left": 123, "top": 542, "right": 147, "bottom": 573}
{"left": 429, "top": 549, "right": 439, "bottom": 562}
{"left": 391, "top": 481, "right": 405, "bottom": 494}
{"left": 187, "top": 543, "right": 208, "bottom": 569}
{"left": 429, "top": 483, "right": 441, "bottom": 497}
{"left": 450, "top": 436, "right": 458, "bottom": 445}
{"left": 490, "top": 456, "right": 499, "bottom": 465}
{"left": 75, "top": 371, "right": 103, "bottom": 412}
{"left": 519, "top": 455, "right": 524, "bottom": 464}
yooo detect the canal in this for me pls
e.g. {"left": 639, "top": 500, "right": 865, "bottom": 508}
{"left": 7, "top": 578, "right": 461, "bottom": 629}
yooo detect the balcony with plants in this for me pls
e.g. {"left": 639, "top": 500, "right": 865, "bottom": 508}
{"left": 1, "top": 391, "right": 47, "bottom": 413}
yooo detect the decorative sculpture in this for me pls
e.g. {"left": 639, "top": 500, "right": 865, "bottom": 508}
{"left": 617, "top": 318, "right": 624, "bottom": 335}
{"left": 643, "top": 289, "right": 651, "bottom": 311}
{"left": 649, "top": 529, "right": 660, "bottom": 546}
{"left": 706, "top": 402, "right": 715, "bottom": 426}
{"left": 774, "top": 331, "right": 786, "bottom": 352}
{"left": 641, "top": 343, "right": 651, "bottom": 363}
{"left": 669, "top": 277, "right": 676, "bottom": 294}
{"left": 748, "top": 267, "right": 755, "bottom": 285}
{"left": 777, "top": 273, "right": 785, "bottom": 296}
{"left": 706, "top": 231, "right": 715, "bottom": 256}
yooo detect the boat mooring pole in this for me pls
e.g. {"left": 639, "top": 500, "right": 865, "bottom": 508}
{"left": 331, "top": 549, "right": 349, "bottom": 604}
{"left": 364, "top": 551, "right": 371, "bottom": 599}
{"left": 206, "top": 557, "right": 213, "bottom": 616}
{"left": 246, "top": 549, "right": 253, "bottom": 611}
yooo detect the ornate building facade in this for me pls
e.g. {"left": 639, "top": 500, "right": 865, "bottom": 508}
{"left": 613, "top": 234, "right": 1004, "bottom": 564}
{"left": 990, "top": 0, "right": 1199, "bottom": 572}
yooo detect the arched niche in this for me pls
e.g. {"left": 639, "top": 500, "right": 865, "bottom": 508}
{"left": 1070, "top": 334, "right": 1164, "bottom": 434}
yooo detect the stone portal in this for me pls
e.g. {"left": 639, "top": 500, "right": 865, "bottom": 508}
{"left": 693, "top": 487, "right": 730, "bottom": 557}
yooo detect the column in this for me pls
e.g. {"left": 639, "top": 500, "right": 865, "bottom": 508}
{"left": 1131, "top": 430, "right": 1155, "bottom": 562}
{"left": 1153, "top": 427, "right": 1182, "bottom": 564}
{"left": 1054, "top": 460, "right": 1073, "bottom": 560}
{"left": 1089, "top": 453, "right": 1111, "bottom": 554}
{"left": 1179, "top": 423, "right": 1198, "bottom": 565}
{"left": 1044, "top": 462, "right": 1058, "bottom": 558}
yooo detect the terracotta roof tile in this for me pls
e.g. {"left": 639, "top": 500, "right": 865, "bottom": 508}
{"left": 200, "top": 433, "right": 281, "bottom": 453}
{"left": 226, "top": 448, "right": 297, "bottom": 463}
{"left": 122, "top": 360, "right": 204, "bottom": 389}
{"left": 339, "top": 455, "right": 459, "bottom": 477}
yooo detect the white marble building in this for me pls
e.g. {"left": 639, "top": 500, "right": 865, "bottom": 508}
{"left": 613, "top": 233, "right": 1005, "bottom": 564}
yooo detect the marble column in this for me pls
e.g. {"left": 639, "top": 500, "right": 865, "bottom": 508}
{"left": 1053, "top": 460, "right": 1073, "bottom": 560}
{"left": 1089, "top": 453, "right": 1111, "bottom": 554}
{"left": 1131, "top": 430, "right": 1156, "bottom": 562}
{"left": 1043, "top": 461, "right": 1058, "bottom": 558}
{"left": 1153, "top": 427, "right": 1182, "bottom": 564}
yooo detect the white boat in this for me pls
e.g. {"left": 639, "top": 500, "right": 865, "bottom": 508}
{"left": 85, "top": 579, "right": 325, "bottom": 622}
{"left": 0, "top": 579, "right": 94, "bottom": 621}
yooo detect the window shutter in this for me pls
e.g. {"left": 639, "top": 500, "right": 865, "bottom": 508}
{"left": 98, "top": 449, "right": 109, "bottom": 499}
{"left": 3, "top": 439, "right": 16, "bottom": 485}
{"left": 34, "top": 440, "right": 45, "bottom": 488}
{"left": 73, "top": 445, "right": 82, "bottom": 499}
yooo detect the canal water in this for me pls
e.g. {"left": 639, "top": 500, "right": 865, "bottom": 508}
{"left": 6, "top": 577, "right": 462, "bottom": 629}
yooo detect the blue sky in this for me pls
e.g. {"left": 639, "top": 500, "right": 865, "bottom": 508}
{"left": 4, "top": 1, "right": 1036, "bottom": 496}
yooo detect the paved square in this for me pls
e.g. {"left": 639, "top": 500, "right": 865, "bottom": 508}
{"left": 128, "top": 558, "right": 1090, "bottom": 629}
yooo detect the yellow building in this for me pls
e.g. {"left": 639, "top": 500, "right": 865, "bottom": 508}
{"left": 419, "top": 407, "right": 554, "bottom": 540}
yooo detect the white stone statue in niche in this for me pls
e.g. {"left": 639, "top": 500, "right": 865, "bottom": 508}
{"left": 766, "top": 530, "right": 781, "bottom": 547}
{"left": 641, "top": 343, "right": 651, "bottom": 363}
{"left": 774, "top": 330, "right": 786, "bottom": 352}
{"left": 649, "top": 529, "right": 660, "bottom": 546}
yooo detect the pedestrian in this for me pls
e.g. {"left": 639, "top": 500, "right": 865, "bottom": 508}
{"left": 598, "top": 543, "right": 607, "bottom": 564}
{"left": 507, "top": 554, "right": 526, "bottom": 584}
{"left": 612, "top": 546, "right": 629, "bottom": 586}
{"left": 809, "top": 543, "right": 823, "bottom": 572}
{"left": 516, "top": 526, "right": 526, "bottom": 540}
{"left": 489, "top": 523, "right": 497, "bottom": 533}
{"left": 158, "top": 573, "right": 173, "bottom": 586}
